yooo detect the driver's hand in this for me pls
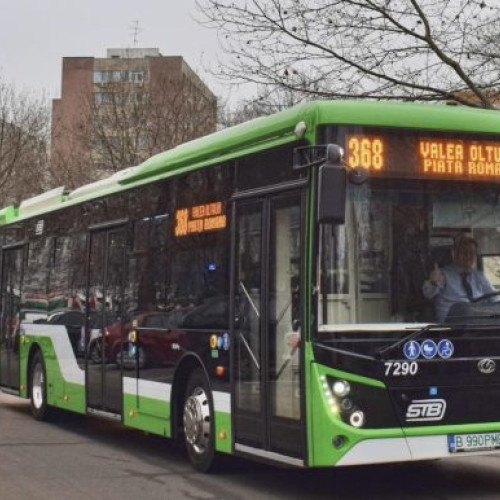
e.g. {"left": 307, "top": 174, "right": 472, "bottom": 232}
{"left": 430, "top": 263, "right": 444, "bottom": 286}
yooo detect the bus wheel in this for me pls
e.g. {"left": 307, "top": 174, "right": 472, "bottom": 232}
{"left": 183, "top": 369, "right": 216, "bottom": 472}
{"left": 30, "top": 351, "right": 54, "bottom": 421}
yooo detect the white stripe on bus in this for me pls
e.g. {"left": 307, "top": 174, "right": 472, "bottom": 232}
{"left": 22, "top": 327, "right": 231, "bottom": 413}
{"left": 123, "top": 376, "right": 172, "bottom": 401}
{"left": 22, "top": 323, "right": 85, "bottom": 385}
{"left": 213, "top": 391, "right": 231, "bottom": 413}
{"left": 123, "top": 376, "right": 231, "bottom": 413}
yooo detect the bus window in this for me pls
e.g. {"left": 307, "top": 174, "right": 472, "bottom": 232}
{"left": 319, "top": 185, "right": 393, "bottom": 325}
{"left": 480, "top": 255, "right": 500, "bottom": 289}
{"left": 318, "top": 180, "right": 500, "bottom": 331}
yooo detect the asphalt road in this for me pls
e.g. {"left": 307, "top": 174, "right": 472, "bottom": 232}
{"left": 2, "top": 392, "right": 500, "bottom": 500}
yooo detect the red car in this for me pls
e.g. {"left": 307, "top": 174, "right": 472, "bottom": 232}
{"left": 88, "top": 309, "right": 189, "bottom": 369}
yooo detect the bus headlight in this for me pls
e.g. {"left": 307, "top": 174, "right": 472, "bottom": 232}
{"left": 340, "top": 398, "right": 353, "bottom": 411}
{"left": 332, "top": 380, "right": 350, "bottom": 397}
{"left": 324, "top": 375, "right": 399, "bottom": 429}
{"left": 349, "top": 410, "right": 365, "bottom": 428}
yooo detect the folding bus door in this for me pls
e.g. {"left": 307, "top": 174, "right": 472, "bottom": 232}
{"left": 0, "top": 245, "right": 24, "bottom": 391}
{"left": 86, "top": 226, "right": 126, "bottom": 417}
{"left": 232, "top": 190, "right": 304, "bottom": 465}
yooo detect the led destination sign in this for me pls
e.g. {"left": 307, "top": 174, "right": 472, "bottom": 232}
{"left": 346, "top": 133, "right": 500, "bottom": 181}
{"left": 175, "top": 201, "right": 227, "bottom": 237}
{"left": 419, "top": 140, "right": 500, "bottom": 177}
{"left": 346, "top": 136, "right": 385, "bottom": 171}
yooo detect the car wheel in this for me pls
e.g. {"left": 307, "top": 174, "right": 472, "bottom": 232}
{"left": 137, "top": 346, "right": 147, "bottom": 369}
{"left": 116, "top": 345, "right": 147, "bottom": 370}
{"left": 89, "top": 340, "right": 103, "bottom": 364}
{"left": 183, "top": 368, "right": 216, "bottom": 472}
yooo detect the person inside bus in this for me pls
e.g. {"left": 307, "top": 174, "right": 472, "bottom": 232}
{"left": 422, "top": 235, "right": 496, "bottom": 322}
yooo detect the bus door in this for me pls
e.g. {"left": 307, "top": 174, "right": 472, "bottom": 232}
{"left": 0, "top": 245, "right": 24, "bottom": 391}
{"left": 232, "top": 191, "right": 304, "bottom": 465}
{"left": 86, "top": 226, "right": 126, "bottom": 417}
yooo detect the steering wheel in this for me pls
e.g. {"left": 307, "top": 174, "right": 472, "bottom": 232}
{"left": 471, "top": 291, "right": 500, "bottom": 303}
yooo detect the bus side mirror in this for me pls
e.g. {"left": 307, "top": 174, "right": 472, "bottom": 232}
{"left": 318, "top": 145, "right": 347, "bottom": 224}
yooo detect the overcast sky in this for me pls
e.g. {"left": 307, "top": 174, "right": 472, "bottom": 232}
{"left": 0, "top": 0, "right": 236, "bottom": 102}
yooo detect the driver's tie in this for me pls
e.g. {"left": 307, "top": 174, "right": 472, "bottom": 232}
{"left": 461, "top": 272, "right": 474, "bottom": 301}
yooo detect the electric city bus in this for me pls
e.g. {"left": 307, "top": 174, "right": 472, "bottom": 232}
{"left": 2, "top": 100, "right": 500, "bottom": 471}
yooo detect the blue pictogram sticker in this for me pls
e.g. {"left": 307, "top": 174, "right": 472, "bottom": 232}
{"left": 429, "top": 386, "right": 438, "bottom": 396}
{"left": 223, "top": 332, "right": 230, "bottom": 351}
{"left": 403, "top": 340, "right": 421, "bottom": 360}
{"left": 437, "top": 339, "right": 454, "bottom": 359}
{"left": 421, "top": 339, "right": 438, "bottom": 359}
{"left": 217, "top": 336, "right": 224, "bottom": 349}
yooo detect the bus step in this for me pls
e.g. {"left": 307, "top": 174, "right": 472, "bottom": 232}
{"left": 87, "top": 407, "right": 122, "bottom": 422}
{"left": 0, "top": 387, "right": 20, "bottom": 396}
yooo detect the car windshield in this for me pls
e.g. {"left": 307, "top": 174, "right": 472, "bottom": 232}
{"left": 317, "top": 178, "right": 500, "bottom": 351}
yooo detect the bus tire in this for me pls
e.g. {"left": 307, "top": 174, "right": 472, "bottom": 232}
{"left": 30, "top": 350, "right": 55, "bottom": 421}
{"left": 183, "top": 368, "right": 216, "bottom": 472}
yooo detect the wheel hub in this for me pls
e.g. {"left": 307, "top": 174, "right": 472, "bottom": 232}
{"left": 32, "top": 363, "right": 44, "bottom": 410}
{"left": 183, "top": 387, "right": 211, "bottom": 455}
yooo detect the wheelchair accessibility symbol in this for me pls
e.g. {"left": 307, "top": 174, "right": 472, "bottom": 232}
{"left": 437, "top": 339, "right": 454, "bottom": 359}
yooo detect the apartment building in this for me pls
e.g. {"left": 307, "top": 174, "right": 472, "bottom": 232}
{"left": 51, "top": 48, "right": 217, "bottom": 187}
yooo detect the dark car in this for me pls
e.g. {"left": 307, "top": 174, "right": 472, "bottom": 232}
{"left": 36, "top": 310, "right": 116, "bottom": 356}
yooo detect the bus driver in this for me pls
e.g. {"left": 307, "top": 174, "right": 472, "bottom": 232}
{"left": 422, "top": 235, "right": 496, "bottom": 323}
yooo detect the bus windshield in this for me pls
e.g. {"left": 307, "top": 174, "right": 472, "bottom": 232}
{"left": 318, "top": 178, "right": 500, "bottom": 336}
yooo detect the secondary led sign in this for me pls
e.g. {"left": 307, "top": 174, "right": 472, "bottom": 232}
{"left": 175, "top": 201, "right": 227, "bottom": 237}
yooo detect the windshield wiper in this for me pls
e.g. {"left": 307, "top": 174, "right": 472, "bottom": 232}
{"left": 446, "top": 313, "right": 500, "bottom": 322}
{"left": 376, "top": 324, "right": 440, "bottom": 360}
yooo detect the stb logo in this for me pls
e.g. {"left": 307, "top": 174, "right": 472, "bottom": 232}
{"left": 478, "top": 359, "right": 496, "bottom": 375}
{"left": 406, "top": 399, "right": 446, "bottom": 422}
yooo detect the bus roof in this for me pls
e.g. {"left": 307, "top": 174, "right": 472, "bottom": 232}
{"left": 2, "top": 100, "right": 500, "bottom": 225}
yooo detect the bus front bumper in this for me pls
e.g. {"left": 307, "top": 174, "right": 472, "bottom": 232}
{"left": 336, "top": 434, "right": 500, "bottom": 466}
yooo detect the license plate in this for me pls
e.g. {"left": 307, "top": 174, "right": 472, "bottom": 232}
{"left": 448, "top": 432, "right": 500, "bottom": 453}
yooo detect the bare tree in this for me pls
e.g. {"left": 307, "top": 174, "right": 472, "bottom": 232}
{"left": 218, "top": 86, "right": 306, "bottom": 127}
{"left": 0, "top": 78, "right": 49, "bottom": 207}
{"left": 49, "top": 116, "right": 94, "bottom": 190}
{"left": 197, "top": 0, "right": 500, "bottom": 108}
{"left": 52, "top": 70, "right": 216, "bottom": 188}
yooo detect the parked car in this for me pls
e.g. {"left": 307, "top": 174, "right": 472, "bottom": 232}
{"left": 35, "top": 310, "right": 116, "bottom": 356}
{"left": 88, "top": 309, "right": 190, "bottom": 369}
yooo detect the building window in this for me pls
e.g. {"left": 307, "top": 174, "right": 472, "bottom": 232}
{"left": 128, "top": 92, "right": 147, "bottom": 105}
{"left": 130, "top": 72, "right": 142, "bottom": 83}
{"left": 138, "top": 132, "right": 149, "bottom": 149}
{"left": 95, "top": 92, "right": 112, "bottom": 105}
{"left": 129, "top": 71, "right": 149, "bottom": 84}
{"left": 94, "top": 71, "right": 125, "bottom": 85}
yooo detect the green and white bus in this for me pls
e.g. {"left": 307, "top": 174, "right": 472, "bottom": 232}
{"left": 2, "top": 100, "right": 500, "bottom": 471}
